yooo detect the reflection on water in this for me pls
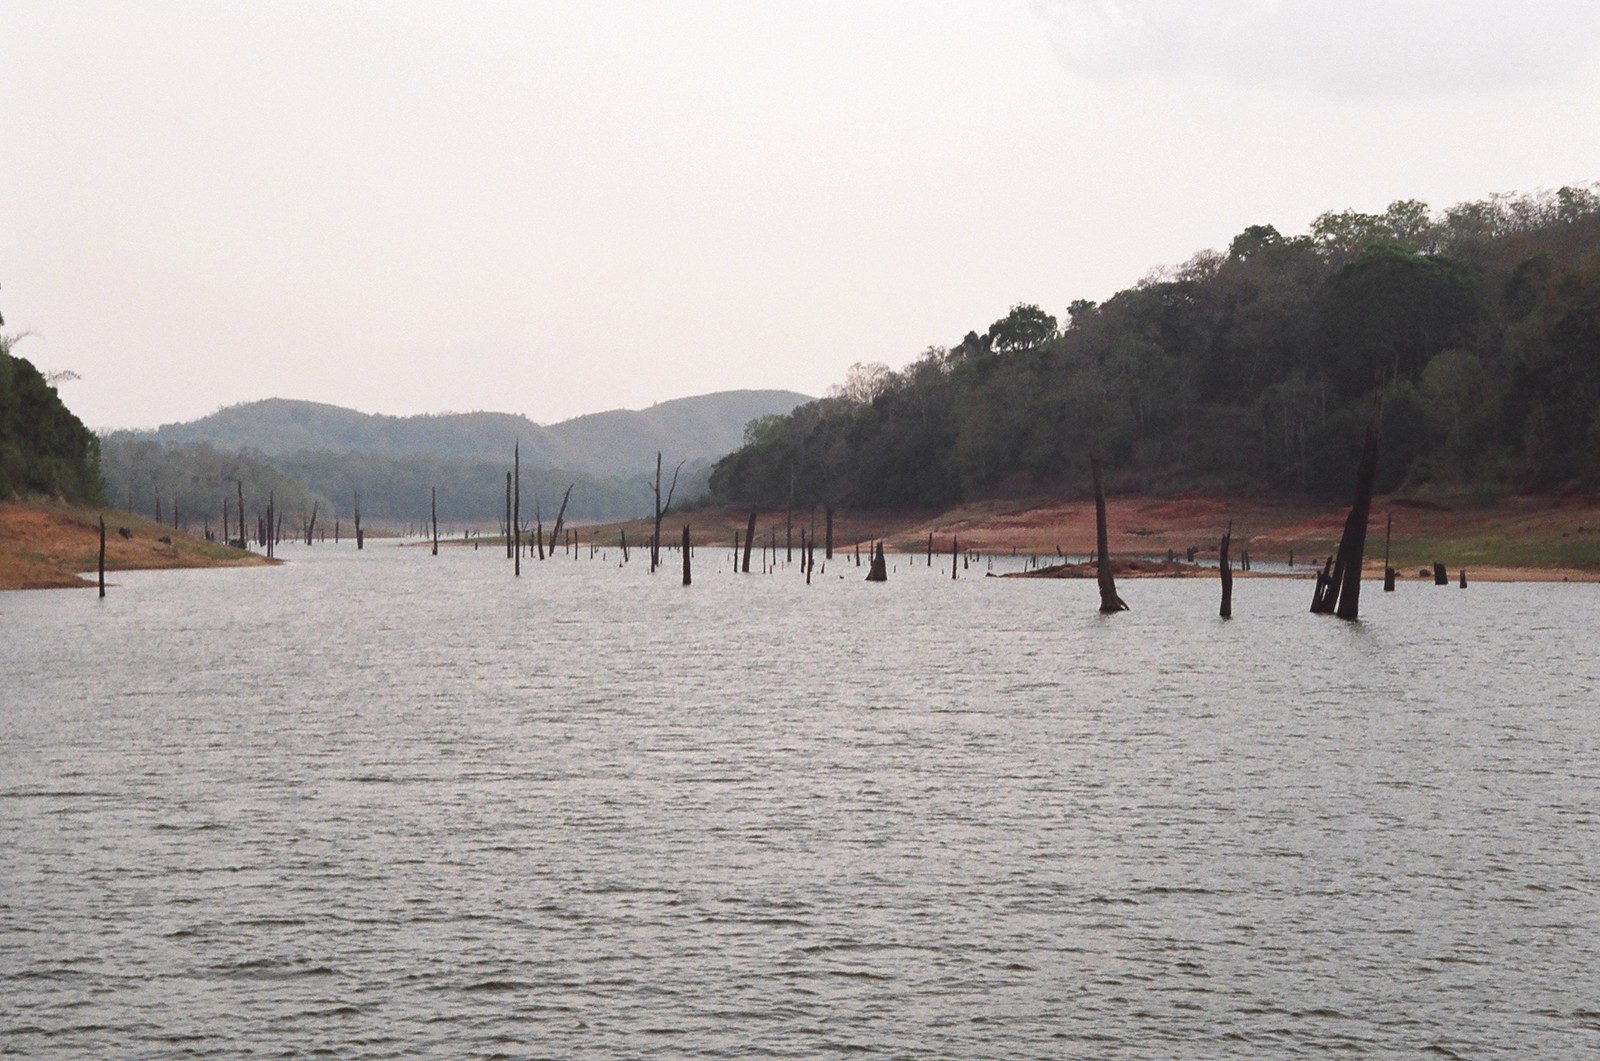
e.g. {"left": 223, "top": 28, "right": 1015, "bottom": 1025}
{"left": 4, "top": 542, "right": 1598, "bottom": 1057}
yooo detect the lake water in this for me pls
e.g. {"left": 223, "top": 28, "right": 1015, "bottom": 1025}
{"left": 3, "top": 541, "right": 1598, "bottom": 1058}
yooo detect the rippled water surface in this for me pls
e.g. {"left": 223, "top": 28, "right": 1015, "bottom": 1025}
{"left": 4, "top": 542, "right": 1599, "bottom": 1058}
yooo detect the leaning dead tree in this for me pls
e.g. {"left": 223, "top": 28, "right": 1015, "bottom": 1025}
{"left": 1310, "top": 412, "right": 1381, "bottom": 620}
{"left": 741, "top": 509, "right": 757, "bottom": 573}
{"left": 650, "top": 453, "right": 683, "bottom": 573}
{"left": 1090, "top": 457, "right": 1127, "bottom": 612}
{"left": 548, "top": 484, "right": 574, "bottom": 560}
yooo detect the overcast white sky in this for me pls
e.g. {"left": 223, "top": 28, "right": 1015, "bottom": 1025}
{"left": 5, "top": 1, "right": 1600, "bottom": 431}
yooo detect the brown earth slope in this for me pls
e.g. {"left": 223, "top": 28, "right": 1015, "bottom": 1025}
{"left": 595, "top": 493, "right": 1600, "bottom": 582}
{"left": 0, "top": 501, "right": 273, "bottom": 590}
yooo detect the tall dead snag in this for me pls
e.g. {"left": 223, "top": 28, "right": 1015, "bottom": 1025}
{"left": 951, "top": 536, "right": 959, "bottom": 580}
{"left": 1219, "top": 522, "right": 1233, "bottom": 619}
{"left": 1090, "top": 457, "right": 1128, "bottom": 613}
{"left": 353, "top": 489, "right": 364, "bottom": 549}
{"left": 306, "top": 502, "right": 318, "bottom": 546}
{"left": 682, "top": 525, "right": 691, "bottom": 586}
{"left": 742, "top": 509, "right": 757, "bottom": 573}
{"left": 431, "top": 488, "right": 439, "bottom": 556}
{"left": 866, "top": 540, "right": 888, "bottom": 582}
{"left": 1383, "top": 514, "right": 1396, "bottom": 591}
{"left": 1309, "top": 414, "right": 1381, "bottom": 620}
{"left": 514, "top": 444, "right": 522, "bottom": 576}
{"left": 825, "top": 506, "right": 834, "bottom": 560}
{"left": 98, "top": 515, "right": 106, "bottom": 598}
{"left": 650, "top": 454, "right": 682, "bottom": 573}
{"left": 620, "top": 529, "right": 628, "bottom": 563}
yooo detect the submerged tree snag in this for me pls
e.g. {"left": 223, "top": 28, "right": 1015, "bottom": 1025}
{"left": 1309, "top": 412, "right": 1381, "bottom": 620}
{"left": 651, "top": 453, "right": 683, "bottom": 573}
{"left": 1219, "top": 522, "right": 1233, "bottom": 619}
{"left": 866, "top": 540, "right": 888, "bottom": 582}
{"left": 1090, "top": 457, "right": 1128, "bottom": 613}
{"left": 548, "top": 484, "right": 574, "bottom": 562}
{"left": 742, "top": 509, "right": 757, "bottom": 573}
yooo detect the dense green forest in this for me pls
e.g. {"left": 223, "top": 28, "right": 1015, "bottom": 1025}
{"left": 711, "top": 184, "right": 1600, "bottom": 508}
{"left": 0, "top": 335, "right": 103, "bottom": 503}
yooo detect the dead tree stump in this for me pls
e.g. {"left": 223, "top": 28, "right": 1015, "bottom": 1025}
{"left": 866, "top": 541, "right": 888, "bottom": 582}
{"left": 1308, "top": 413, "right": 1380, "bottom": 620}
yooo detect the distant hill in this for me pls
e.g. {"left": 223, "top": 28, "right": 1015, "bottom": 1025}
{"left": 103, "top": 389, "right": 811, "bottom": 524}
{"left": 145, "top": 390, "right": 810, "bottom": 479}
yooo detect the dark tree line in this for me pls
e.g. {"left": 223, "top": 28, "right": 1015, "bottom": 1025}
{"left": 711, "top": 184, "right": 1600, "bottom": 508}
{"left": 0, "top": 336, "right": 103, "bottom": 503}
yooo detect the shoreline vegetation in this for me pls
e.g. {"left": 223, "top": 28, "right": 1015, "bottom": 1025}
{"left": 6, "top": 491, "right": 1597, "bottom": 593}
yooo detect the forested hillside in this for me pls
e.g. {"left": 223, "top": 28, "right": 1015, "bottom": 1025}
{"left": 711, "top": 184, "right": 1600, "bottom": 508}
{"left": 0, "top": 335, "right": 103, "bottom": 503}
{"left": 101, "top": 390, "right": 810, "bottom": 526}
{"left": 142, "top": 390, "right": 809, "bottom": 478}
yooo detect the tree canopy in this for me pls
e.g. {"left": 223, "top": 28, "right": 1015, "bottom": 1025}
{"left": 711, "top": 184, "right": 1600, "bottom": 508}
{"left": 0, "top": 335, "right": 103, "bottom": 503}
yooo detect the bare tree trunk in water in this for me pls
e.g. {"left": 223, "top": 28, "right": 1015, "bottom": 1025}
{"left": 866, "top": 541, "right": 888, "bottom": 582}
{"left": 742, "top": 509, "right": 757, "bottom": 573}
{"left": 1219, "top": 522, "right": 1233, "bottom": 619}
{"left": 1091, "top": 457, "right": 1127, "bottom": 612}
{"left": 651, "top": 454, "right": 682, "bottom": 573}
{"left": 549, "top": 484, "right": 574, "bottom": 561}
{"left": 1311, "top": 412, "right": 1380, "bottom": 620}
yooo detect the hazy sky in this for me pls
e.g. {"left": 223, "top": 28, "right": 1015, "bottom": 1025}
{"left": 5, "top": 1, "right": 1600, "bottom": 431}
